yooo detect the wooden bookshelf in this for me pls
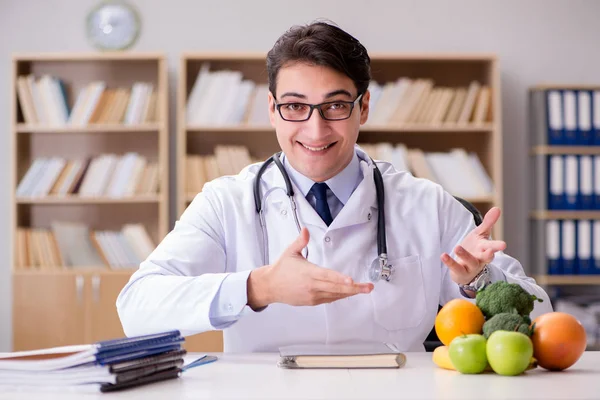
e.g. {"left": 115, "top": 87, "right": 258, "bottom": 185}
{"left": 178, "top": 52, "right": 503, "bottom": 351}
{"left": 10, "top": 52, "right": 169, "bottom": 350}
{"left": 178, "top": 52, "right": 503, "bottom": 236}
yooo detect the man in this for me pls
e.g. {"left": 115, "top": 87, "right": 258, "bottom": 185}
{"left": 116, "top": 21, "right": 552, "bottom": 352}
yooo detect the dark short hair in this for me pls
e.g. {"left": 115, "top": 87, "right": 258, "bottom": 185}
{"left": 266, "top": 21, "right": 371, "bottom": 99}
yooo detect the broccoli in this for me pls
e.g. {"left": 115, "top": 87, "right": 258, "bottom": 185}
{"left": 482, "top": 311, "right": 532, "bottom": 339}
{"left": 475, "top": 281, "right": 543, "bottom": 320}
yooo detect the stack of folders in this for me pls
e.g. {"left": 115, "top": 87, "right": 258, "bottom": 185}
{"left": 0, "top": 330, "right": 186, "bottom": 393}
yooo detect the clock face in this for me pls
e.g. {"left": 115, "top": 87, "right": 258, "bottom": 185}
{"left": 87, "top": 1, "right": 141, "bottom": 51}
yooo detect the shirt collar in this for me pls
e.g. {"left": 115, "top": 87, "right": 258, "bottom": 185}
{"left": 282, "top": 148, "right": 363, "bottom": 205}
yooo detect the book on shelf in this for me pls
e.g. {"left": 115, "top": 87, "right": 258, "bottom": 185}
{"left": 16, "top": 74, "right": 157, "bottom": 126}
{"left": 14, "top": 222, "right": 155, "bottom": 270}
{"left": 16, "top": 152, "right": 160, "bottom": 199}
{"left": 0, "top": 330, "right": 186, "bottom": 393}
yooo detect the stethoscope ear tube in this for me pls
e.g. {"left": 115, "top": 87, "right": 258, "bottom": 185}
{"left": 372, "top": 162, "right": 386, "bottom": 257}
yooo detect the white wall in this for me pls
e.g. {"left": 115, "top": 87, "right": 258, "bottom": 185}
{"left": 1, "top": 0, "right": 599, "bottom": 351}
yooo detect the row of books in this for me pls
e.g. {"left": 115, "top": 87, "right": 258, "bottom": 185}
{"left": 16, "top": 74, "right": 157, "bottom": 126}
{"left": 14, "top": 222, "right": 155, "bottom": 269}
{"left": 186, "top": 64, "right": 269, "bottom": 126}
{"left": 546, "top": 154, "right": 600, "bottom": 210}
{"left": 366, "top": 79, "right": 490, "bottom": 126}
{"left": 17, "top": 153, "right": 160, "bottom": 198}
{"left": 537, "top": 89, "right": 600, "bottom": 146}
{"left": 184, "top": 143, "right": 493, "bottom": 200}
{"left": 546, "top": 219, "right": 600, "bottom": 275}
{"left": 185, "top": 64, "right": 491, "bottom": 127}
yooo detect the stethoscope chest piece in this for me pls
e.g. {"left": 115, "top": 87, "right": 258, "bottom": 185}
{"left": 368, "top": 256, "right": 393, "bottom": 283}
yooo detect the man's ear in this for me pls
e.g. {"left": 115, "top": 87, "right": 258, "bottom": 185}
{"left": 359, "top": 90, "right": 370, "bottom": 125}
{"left": 268, "top": 91, "right": 277, "bottom": 128}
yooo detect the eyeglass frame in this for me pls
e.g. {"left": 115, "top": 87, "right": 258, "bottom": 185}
{"left": 273, "top": 93, "right": 364, "bottom": 122}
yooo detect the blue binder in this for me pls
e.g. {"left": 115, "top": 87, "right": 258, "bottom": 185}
{"left": 546, "top": 220, "right": 562, "bottom": 275}
{"left": 563, "top": 90, "right": 578, "bottom": 145}
{"left": 577, "top": 90, "right": 593, "bottom": 145}
{"left": 579, "top": 155, "right": 594, "bottom": 210}
{"left": 548, "top": 155, "right": 565, "bottom": 210}
{"left": 546, "top": 90, "right": 564, "bottom": 145}
{"left": 561, "top": 220, "right": 576, "bottom": 275}
{"left": 592, "top": 91, "right": 600, "bottom": 145}
{"left": 95, "top": 330, "right": 184, "bottom": 365}
{"left": 577, "top": 220, "right": 593, "bottom": 275}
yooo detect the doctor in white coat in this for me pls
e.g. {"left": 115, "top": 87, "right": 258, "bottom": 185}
{"left": 116, "top": 21, "right": 553, "bottom": 352}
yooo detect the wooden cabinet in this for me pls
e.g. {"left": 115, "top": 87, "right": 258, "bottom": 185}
{"left": 13, "top": 272, "right": 86, "bottom": 350}
{"left": 12, "top": 271, "right": 133, "bottom": 351}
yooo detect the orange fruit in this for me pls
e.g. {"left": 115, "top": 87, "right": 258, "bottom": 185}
{"left": 531, "top": 312, "right": 587, "bottom": 371}
{"left": 435, "top": 299, "right": 485, "bottom": 346}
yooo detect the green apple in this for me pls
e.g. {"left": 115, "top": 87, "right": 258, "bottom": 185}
{"left": 486, "top": 330, "right": 533, "bottom": 376}
{"left": 448, "top": 334, "right": 488, "bottom": 374}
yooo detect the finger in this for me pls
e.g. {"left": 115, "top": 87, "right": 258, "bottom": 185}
{"left": 454, "top": 246, "right": 480, "bottom": 273}
{"left": 475, "top": 207, "right": 501, "bottom": 236}
{"left": 313, "top": 280, "right": 373, "bottom": 295}
{"left": 441, "top": 253, "right": 469, "bottom": 282}
{"left": 286, "top": 227, "right": 310, "bottom": 257}
{"left": 313, "top": 267, "right": 353, "bottom": 285}
{"left": 482, "top": 248, "right": 495, "bottom": 263}
{"left": 483, "top": 240, "right": 507, "bottom": 252}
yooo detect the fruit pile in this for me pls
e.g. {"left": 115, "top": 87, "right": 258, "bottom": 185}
{"left": 432, "top": 281, "right": 587, "bottom": 376}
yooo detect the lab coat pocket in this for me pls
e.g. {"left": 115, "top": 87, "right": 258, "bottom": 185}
{"left": 370, "top": 254, "right": 426, "bottom": 331}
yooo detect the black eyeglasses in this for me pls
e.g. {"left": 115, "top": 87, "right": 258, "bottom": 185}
{"left": 274, "top": 93, "right": 363, "bottom": 122}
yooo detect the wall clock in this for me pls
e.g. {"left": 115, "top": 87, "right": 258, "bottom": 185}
{"left": 86, "top": 1, "right": 141, "bottom": 51}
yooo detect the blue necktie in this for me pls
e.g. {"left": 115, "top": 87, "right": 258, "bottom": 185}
{"left": 310, "top": 183, "right": 333, "bottom": 226}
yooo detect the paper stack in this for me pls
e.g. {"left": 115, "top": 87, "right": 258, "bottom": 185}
{"left": 0, "top": 330, "right": 186, "bottom": 393}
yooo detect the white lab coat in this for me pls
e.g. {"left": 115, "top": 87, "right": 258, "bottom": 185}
{"left": 116, "top": 147, "right": 553, "bottom": 352}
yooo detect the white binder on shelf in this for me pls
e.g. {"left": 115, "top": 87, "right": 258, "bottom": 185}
{"left": 562, "top": 220, "right": 576, "bottom": 275}
{"left": 577, "top": 90, "right": 593, "bottom": 145}
{"left": 546, "top": 220, "right": 561, "bottom": 275}
{"left": 564, "top": 155, "right": 578, "bottom": 209}
{"left": 579, "top": 155, "right": 594, "bottom": 210}
{"left": 577, "top": 220, "right": 592, "bottom": 275}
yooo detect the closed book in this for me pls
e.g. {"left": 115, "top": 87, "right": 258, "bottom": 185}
{"left": 278, "top": 342, "right": 406, "bottom": 369}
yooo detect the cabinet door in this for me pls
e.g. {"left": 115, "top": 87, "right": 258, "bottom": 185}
{"left": 88, "top": 273, "right": 132, "bottom": 342}
{"left": 13, "top": 272, "right": 86, "bottom": 351}
{"left": 184, "top": 331, "right": 224, "bottom": 352}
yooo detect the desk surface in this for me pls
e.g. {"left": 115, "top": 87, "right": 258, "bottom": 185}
{"left": 1, "top": 351, "right": 599, "bottom": 399}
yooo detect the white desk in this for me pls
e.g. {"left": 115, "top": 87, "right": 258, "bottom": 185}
{"left": 1, "top": 352, "right": 599, "bottom": 399}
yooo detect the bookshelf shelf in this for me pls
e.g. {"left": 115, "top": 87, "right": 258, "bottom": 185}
{"left": 16, "top": 123, "right": 161, "bottom": 133}
{"left": 16, "top": 195, "right": 161, "bottom": 204}
{"left": 11, "top": 52, "right": 169, "bottom": 351}
{"left": 535, "top": 275, "right": 600, "bottom": 285}
{"left": 531, "top": 145, "right": 600, "bottom": 155}
{"left": 530, "top": 211, "right": 600, "bottom": 220}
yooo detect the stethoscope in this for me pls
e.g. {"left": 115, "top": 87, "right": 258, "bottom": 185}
{"left": 253, "top": 151, "right": 393, "bottom": 283}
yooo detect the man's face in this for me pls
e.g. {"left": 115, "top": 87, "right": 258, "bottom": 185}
{"left": 268, "top": 63, "right": 370, "bottom": 182}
